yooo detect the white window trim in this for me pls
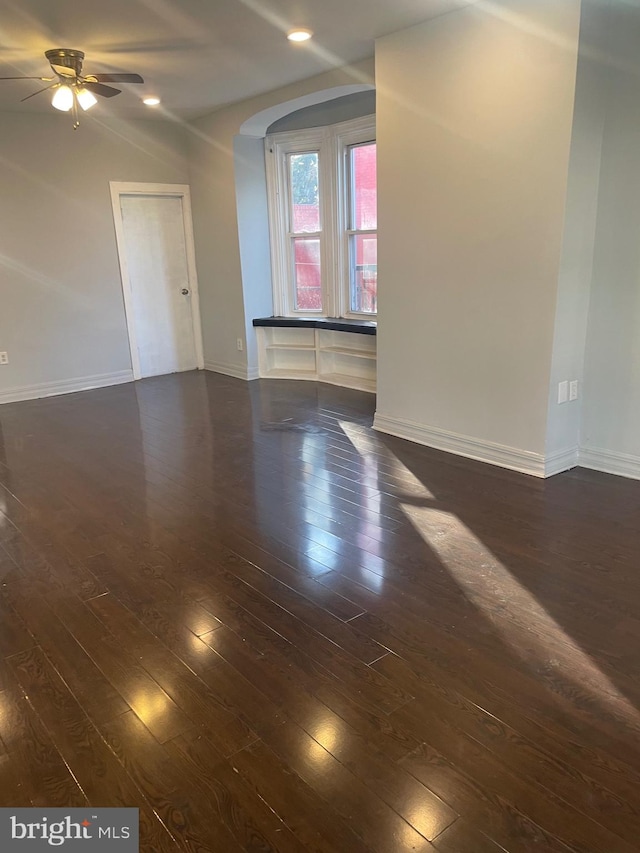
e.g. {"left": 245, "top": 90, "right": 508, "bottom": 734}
{"left": 265, "top": 114, "right": 376, "bottom": 319}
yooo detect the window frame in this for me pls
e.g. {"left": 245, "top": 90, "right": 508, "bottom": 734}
{"left": 338, "top": 134, "right": 377, "bottom": 318}
{"left": 265, "top": 115, "right": 376, "bottom": 319}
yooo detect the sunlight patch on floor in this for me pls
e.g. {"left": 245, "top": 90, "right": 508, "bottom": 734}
{"left": 338, "top": 422, "right": 640, "bottom": 729}
{"left": 339, "top": 421, "right": 436, "bottom": 500}
{"left": 404, "top": 504, "right": 640, "bottom": 730}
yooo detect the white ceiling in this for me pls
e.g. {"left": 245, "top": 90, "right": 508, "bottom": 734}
{"left": 0, "top": 0, "right": 472, "bottom": 119}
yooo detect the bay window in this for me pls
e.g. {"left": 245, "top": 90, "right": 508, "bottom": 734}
{"left": 265, "top": 115, "right": 376, "bottom": 319}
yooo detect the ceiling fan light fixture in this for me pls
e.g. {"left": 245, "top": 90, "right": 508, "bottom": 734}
{"left": 143, "top": 96, "right": 161, "bottom": 106}
{"left": 287, "top": 28, "right": 313, "bottom": 42}
{"left": 76, "top": 87, "right": 97, "bottom": 111}
{"left": 51, "top": 84, "right": 74, "bottom": 111}
{"left": 2, "top": 48, "right": 145, "bottom": 127}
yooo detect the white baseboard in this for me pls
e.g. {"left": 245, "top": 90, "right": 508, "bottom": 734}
{"left": 0, "top": 369, "right": 134, "bottom": 405}
{"left": 373, "top": 412, "right": 546, "bottom": 477}
{"left": 204, "top": 360, "right": 258, "bottom": 381}
{"left": 246, "top": 365, "right": 260, "bottom": 381}
{"left": 579, "top": 446, "right": 640, "bottom": 481}
{"left": 545, "top": 446, "right": 579, "bottom": 477}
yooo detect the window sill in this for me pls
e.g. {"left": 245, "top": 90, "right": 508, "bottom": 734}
{"left": 252, "top": 316, "right": 377, "bottom": 336}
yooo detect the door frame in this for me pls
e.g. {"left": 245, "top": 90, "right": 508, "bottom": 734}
{"left": 110, "top": 181, "right": 205, "bottom": 380}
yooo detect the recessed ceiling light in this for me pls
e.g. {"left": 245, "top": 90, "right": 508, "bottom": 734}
{"left": 287, "top": 28, "right": 313, "bottom": 42}
{"left": 143, "top": 96, "right": 160, "bottom": 106}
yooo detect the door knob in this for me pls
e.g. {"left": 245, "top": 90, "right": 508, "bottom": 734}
{"left": 181, "top": 288, "right": 190, "bottom": 295}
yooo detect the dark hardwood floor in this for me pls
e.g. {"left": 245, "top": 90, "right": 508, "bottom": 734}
{"left": 0, "top": 370, "right": 639, "bottom": 852}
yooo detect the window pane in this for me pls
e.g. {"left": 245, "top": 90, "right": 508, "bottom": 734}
{"left": 350, "top": 234, "right": 377, "bottom": 314}
{"left": 289, "top": 152, "right": 320, "bottom": 233}
{"left": 293, "top": 237, "right": 322, "bottom": 311}
{"left": 351, "top": 143, "right": 377, "bottom": 231}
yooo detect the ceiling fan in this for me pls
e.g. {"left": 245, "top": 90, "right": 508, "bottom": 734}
{"left": 0, "top": 48, "right": 144, "bottom": 128}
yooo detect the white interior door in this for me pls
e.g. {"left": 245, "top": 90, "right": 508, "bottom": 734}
{"left": 113, "top": 188, "right": 203, "bottom": 379}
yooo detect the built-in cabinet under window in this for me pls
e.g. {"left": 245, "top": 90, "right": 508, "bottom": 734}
{"left": 253, "top": 318, "right": 376, "bottom": 393}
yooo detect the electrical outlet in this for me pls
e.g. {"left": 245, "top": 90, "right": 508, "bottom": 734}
{"left": 557, "top": 380, "right": 568, "bottom": 404}
{"left": 569, "top": 379, "right": 579, "bottom": 401}
{"left": 236, "top": 338, "right": 243, "bottom": 352}
{"left": 0, "top": 352, "right": 8, "bottom": 365}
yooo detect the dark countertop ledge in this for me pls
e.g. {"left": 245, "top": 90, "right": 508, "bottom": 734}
{"left": 252, "top": 317, "right": 377, "bottom": 336}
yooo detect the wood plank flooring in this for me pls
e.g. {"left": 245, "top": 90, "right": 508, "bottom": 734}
{"left": 0, "top": 370, "right": 639, "bottom": 851}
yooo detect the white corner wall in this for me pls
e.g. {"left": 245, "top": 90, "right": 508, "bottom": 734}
{"left": 580, "top": 0, "right": 640, "bottom": 479}
{"left": 374, "top": 0, "right": 582, "bottom": 475}
{"left": 544, "top": 0, "right": 610, "bottom": 475}
{"left": 233, "top": 134, "right": 274, "bottom": 379}
{"left": 0, "top": 113, "right": 189, "bottom": 403}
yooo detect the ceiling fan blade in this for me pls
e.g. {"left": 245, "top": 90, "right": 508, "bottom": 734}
{"left": 51, "top": 64, "right": 77, "bottom": 78}
{"left": 20, "top": 84, "right": 56, "bottom": 102}
{"left": 83, "top": 81, "right": 121, "bottom": 98}
{"left": 86, "top": 73, "right": 143, "bottom": 84}
{"left": 0, "top": 76, "right": 53, "bottom": 81}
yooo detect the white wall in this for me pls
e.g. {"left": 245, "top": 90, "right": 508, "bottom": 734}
{"left": 374, "top": 0, "right": 581, "bottom": 472}
{"left": 0, "top": 112, "right": 189, "bottom": 403}
{"left": 580, "top": 0, "right": 640, "bottom": 478}
{"left": 187, "top": 60, "right": 375, "bottom": 379}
